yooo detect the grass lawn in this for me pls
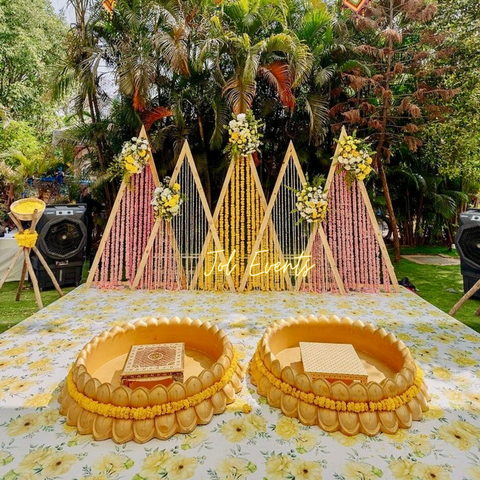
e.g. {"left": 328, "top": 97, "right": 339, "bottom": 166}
{"left": 0, "top": 282, "right": 78, "bottom": 334}
{"left": 0, "top": 247, "right": 479, "bottom": 334}
{"left": 395, "top": 247, "right": 480, "bottom": 333}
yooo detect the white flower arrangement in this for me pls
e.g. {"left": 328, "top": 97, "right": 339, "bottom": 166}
{"left": 295, "top": 177, "right": 328, "bottom": 224}
{"left": 224, "top": 110, "right": 263, "bottom": 158}
{"left": 110, "top": 136, "right": 150, "bottom": 182}
{"left": 334, "top": 134, "right": 374, "bottom": 182}
{"left": 151, "top": 177, "right": 185, "bottom": 222}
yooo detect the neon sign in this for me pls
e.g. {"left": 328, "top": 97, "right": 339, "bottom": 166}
{"left": 204, "top": 250, "right": 315, "bottom": 278}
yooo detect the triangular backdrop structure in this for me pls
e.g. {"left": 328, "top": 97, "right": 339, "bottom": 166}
{"left": 193, "top": 155, "right": 285, "bottom": 291}
{"left": 306, "top": 126, "right": 399, "bottom": 293}
{"left": 85, "top": 126, "right": 159, "bottom": 289}
{"left": 132, "top": 140, "right": 220, "bottom": 290}
{"left": 240, "top": 143, "right": 345, "bottom": 293}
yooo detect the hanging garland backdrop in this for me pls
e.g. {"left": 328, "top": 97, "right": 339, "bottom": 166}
{"left": 93, "top": 166, "right": 156, "bottom": 289}
{"left": 323, "top": 127, "right": 399, "bottom": 293}
{"left": 133, "top": 140, "right": 214, "bottom": 291}
{"left": 86, "top": 127, "right": 160, "bottom": 290}
{"left": 197, "top": 155, "right": 285, "bottom": 291}
{"left": 170, "top": 147, "right": 210, "bottom": 290}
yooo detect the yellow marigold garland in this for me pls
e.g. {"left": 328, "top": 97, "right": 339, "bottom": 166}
{"left": 251, "top": 348, "right": 423, "bottom": 413}
{"left": 67, "top": 350, "right": 239, "bottom": 420}
{"left": 14, "top": 230, "right": 38, "bottom": 248}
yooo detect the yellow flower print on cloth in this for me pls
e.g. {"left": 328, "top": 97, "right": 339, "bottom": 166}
{"left": 438, "top": 420, "right": 480, "bottom": 450}
{"left": 263, "top": 453, "right": 323, "bottom": 480}
{"left": 7, "top": 413, "right": 42, "bottom": 436}
{"left": 4, "top": 447, "right": 77, "bottom": 479}
{"left": 92, "top": 453, "right": 134, "bottom": 475}
{"left": 215, "top": 456, "right": 257, "bottom": 479}
{"left": 218, "top": 413, "right": 267, "bottom": 443}
{"left": 137, "top": 449, "right": 197, "bottom": 480}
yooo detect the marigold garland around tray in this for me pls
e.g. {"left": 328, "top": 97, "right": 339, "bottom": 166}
{"left": 250, "top": 314, "right": 430, "bottom": 435}
{"left": 251, "top": 347, "right": 423, "bottom": 413}
{"left": 66, "top": 350, "right": 239, "bottom": 420}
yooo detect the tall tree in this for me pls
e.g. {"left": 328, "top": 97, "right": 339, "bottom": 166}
{"left": 421, "top": 0, "right": 480, "bottom": 192}
{"left": 332, "top": 0, "right": 457, "bottom": 260}
{"left": 0, "top": 0, "right": 66, "bottom": 125}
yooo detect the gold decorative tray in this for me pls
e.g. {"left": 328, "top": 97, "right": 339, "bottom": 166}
{"left": 250, "top": 315, "right": 430, "bottom": 436}
{"left": 59, "top": 317, "right": 245, "bottom": 443}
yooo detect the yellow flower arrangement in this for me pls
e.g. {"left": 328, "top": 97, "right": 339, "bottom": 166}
{"left": 334, "top": 134, "right": 374, "bottom": 182}
{"left": 14, "top": 229, "right": 38, "bottom": 248}
{"left": 251, "top": 347, "right": 423, "bottom": 413}
{"left": 224, "top": 111, "right": 263, "bottom": 158}
{"left": 151, "top": 177, "right": 186, "bottom": 221}
{"left": 109, "top": 136, "right": 150, "bottom": 182}
{"left": 294, "top": 176, "right": 328, "bottom": 224}
{"left": 67, "top": 350, "right": 238, "bottom": 420}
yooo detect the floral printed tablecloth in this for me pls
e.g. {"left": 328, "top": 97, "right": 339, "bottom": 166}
{"left": 0, "top": 287, "right": 479, "bottom": 480}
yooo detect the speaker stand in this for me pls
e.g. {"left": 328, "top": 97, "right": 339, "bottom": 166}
{"left": 0, "top": 209, "right": 64, "bottom": 310}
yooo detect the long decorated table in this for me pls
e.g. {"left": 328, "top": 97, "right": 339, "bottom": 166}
{"left": 0, "top": 287, "right": 479, "bottom": 480}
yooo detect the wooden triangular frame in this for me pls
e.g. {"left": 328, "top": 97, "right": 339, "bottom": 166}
{"left": 240, "top": 142, "right": 346, "bottom": 294}
{"left": 189, "top": 154, "right": 236, "bottom": 292}
{"left": 237, "top": 154, "right": 293, "bottom": 292}
{"left": 85, "top": 125, "right": 159, "bottom": 288}
{"left": 193, "top": 153, "right": 288, "bottom": 292}
{"left": 306, "top": 126, "right": 400, "bottom": 293}
{"left": 132, "top": 140, "right": 234, "bottom": 290}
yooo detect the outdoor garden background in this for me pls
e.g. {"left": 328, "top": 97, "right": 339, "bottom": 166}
{"left": 1, "top": 0, "right": 480, "bottom": 332}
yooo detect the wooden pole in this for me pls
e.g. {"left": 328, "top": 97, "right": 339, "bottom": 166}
{"left": 239, "top": 151, "right": 293, "bottom": 292}
{"left": 131, "top": 221, "right": 161, "bottom": 289}
{"left": 449, "top": 278, "right": 480, "bottom": 316}
{"left": 15, "top": 260, "right": 27, "bottom": 301}
{"left": 2, "top": 207, "right": 61, "bottom": 310}
{"left": 0, "top": 248, "right": 23, "bottom": 289}
{"left": 288, "top": 143, "right": 346, "bottom": 295}
{"left": 31, "top": 246, "right": 64, "bottom": 297}
{"left": 24, "top": 249, "right": 43, "bottom": 309}
{"left": 240, "top": 154, "right": 293, "bottom": 292}
{"left": 191, "top": 156, "right": 237, "bottom": 292}
{"left": 8, "top": 213, "right": 24, "bottom": 232}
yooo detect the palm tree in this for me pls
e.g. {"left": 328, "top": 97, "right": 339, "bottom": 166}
{"left": 201, "top": 0, "right": 313, "bottom": 115}
{"left": 0, "top": 149, "right": 59, "bottom": 203}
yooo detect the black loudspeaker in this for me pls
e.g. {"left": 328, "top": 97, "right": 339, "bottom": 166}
{"left": 31, "top": 204, "right": 87, "bottom": 290}
{"left": 455, "top": 209, "right": 480, "bottom": 299}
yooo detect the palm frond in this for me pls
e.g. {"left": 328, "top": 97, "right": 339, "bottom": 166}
{"left": 222, "top": 75, "right": 256, "bottom": 114}
{"left": 209, "top": 96, "right": 229, "bottom": 150}
{"left": 258, "top": 62, "right": 295, "bottom": 108}
{"left": 305, "top": 93, "right": 329, "bottom": 145}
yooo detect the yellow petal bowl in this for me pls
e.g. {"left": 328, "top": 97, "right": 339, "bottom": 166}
{"left": 58, "top": 317, "right": 245, "bottom": 443}
{"left": 249, "top": 314, "right": 430, "bottom": 436}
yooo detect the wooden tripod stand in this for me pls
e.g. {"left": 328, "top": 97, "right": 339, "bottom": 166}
{"left": 0, "top": 209, "right": 63, "bottom": 309}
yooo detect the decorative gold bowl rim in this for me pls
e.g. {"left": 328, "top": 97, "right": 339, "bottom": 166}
{"left": 250, "top": 314, "right": 430, "bottom": 436}
{"left": 59, "top": 317, "right": 245, "bottom": 443}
